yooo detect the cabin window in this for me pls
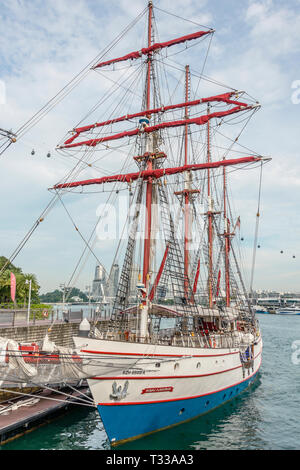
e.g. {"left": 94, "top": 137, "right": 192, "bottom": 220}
{"left": 196, "top": 362, "right": 201, "bottom": 369}
{"left": 174, "top": 363, "right": 179, "bottom": 371}
{"left": 155, "top": 363, "right": 160, "bottom": 368}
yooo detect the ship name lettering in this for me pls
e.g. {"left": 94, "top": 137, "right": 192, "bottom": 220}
{"left": 122, "top": 369, "right": 145, "bottom": 375}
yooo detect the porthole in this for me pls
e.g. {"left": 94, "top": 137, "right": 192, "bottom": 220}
{"left": 223, "top": 393, "right": 226, "bottom": 399}
{"left": 196, "top": 362, "right": 201, "bottom": 369}
{"left": 179, "top": 408, "right": 185, "bottom": 415}
{"left": 205, "top": 400, "right": 210, "bottom": 407}
{"left": 155, "top": 363, "right": 161, "bottom": 368}
{"left": 174, "top": 363, "right": 179, "bottom": 371}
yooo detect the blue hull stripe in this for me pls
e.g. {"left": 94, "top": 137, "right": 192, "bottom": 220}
{"left": 97, "top": 371, "right": 259, "bottom": 445}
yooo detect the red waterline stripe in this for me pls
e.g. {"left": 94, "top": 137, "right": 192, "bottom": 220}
{"left": 90, "top": 350, "right": 261, "bottom": 381}
{"left": 98, "top": 356, "right": 262, "bottom": 406}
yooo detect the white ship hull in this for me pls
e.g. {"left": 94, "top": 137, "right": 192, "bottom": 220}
{"left": 74, "top": 334, "right": 262, "bottom": 445}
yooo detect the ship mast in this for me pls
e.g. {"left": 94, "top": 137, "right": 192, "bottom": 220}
{"left": 223, "top": 165, "right": 231, "bottom": 307}
{"left": 139, "top": 1, "right": 154, "bottom": 342}
{"left": 207, "top": 103, "right": 214, "bottom": 308}
{"left": 142, "top": 0, "right": 153, "bottom": 287}
{"left": 184, "top": 65, "right": 191, "bottom": 299}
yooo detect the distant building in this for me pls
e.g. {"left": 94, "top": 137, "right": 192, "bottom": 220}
{"left": 92, "top": 264, "right": 107, "bottom": 301}
{"left": 106, "top": 263, "right": 119, "bottom": 298}
{"left": 70, "top": 296, "right": 83, "bottom": 302}
{"left": 129, "top": 264, "right": 141, "bottom": 298}
{"left": 251, "top": 289, "right": 300, "bottom": 307}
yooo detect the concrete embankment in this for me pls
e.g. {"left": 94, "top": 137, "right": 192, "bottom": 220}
{"left": 0, "top": 322, "right": 81, "bottom": 348}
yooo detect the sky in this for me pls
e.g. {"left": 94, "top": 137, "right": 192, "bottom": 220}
{"left": 1, "top": 0, "right": 300, "bottom": 295}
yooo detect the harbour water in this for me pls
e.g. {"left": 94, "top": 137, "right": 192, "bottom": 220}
{"left": 1, "top": 314, "right": 299, "bottom": 450}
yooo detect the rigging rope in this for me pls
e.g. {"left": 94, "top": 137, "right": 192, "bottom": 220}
{"left": 0, "top": 194, "right": 59, "bottom": 277}
{"left": 0, "top": 6, "right": 148, "bottom": 160}
{"left": 249, "top": 160, "right": 263, "bottom": 295}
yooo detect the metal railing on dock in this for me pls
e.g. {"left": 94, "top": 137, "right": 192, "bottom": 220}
{"left": 0, "top": 307, "right": 98, "bottom": 328}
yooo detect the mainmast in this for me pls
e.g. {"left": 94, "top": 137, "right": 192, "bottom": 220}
{"left": 139, "top": 0, "right": 154, "bottom": 342}
{"left": 146, "top": 1, "right": 153, "bottom": 111}
{"left": 142, "top": 0, "right": 154, "bottom": 287}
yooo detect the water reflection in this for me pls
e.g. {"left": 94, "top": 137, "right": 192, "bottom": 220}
{"left": 1, "top": 407, "right": 109, "bottom": 451}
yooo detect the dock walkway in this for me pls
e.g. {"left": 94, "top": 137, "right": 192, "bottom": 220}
{"left": 0, "top": 386, "right": 93, "bottom": 445}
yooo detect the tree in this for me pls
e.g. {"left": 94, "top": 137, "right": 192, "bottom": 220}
{"left": 0, "top": 257, "right": 40, "bottom": 306}
{"left": 39, "top": 288, "right": 89, "bottom": 303}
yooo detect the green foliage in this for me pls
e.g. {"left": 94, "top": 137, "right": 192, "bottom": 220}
{"left": 39, "top": 287, "right": 88, "bottom": 303}
{"left": 39, "top": 289, "right": 62, "bottom": 303}
{"left": 0, "top": 256, "right": 40, "bottom": 306}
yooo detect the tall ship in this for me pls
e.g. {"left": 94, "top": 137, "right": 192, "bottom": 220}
{"left": 48, "top": 1, "right": 268, "bottom": 446}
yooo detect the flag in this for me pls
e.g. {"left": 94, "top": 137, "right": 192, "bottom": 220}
{"left": 10, "top": 272, "right": 16, "bottom": 302}
{"left": 235, "top": 216, "right": 241, "bottom": 231}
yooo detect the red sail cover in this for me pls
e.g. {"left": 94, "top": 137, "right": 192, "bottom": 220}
{"left": 93, "top": 30, "right": 212, "bottom": 69}
{"left": 61, "top": 105, "right": 251, "bottom": 149}
{"left": 53, "top": 156, "right": 261, "bottom": 190}
{"left": 63, "top": 92, "right": 248, "bottom": 146}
